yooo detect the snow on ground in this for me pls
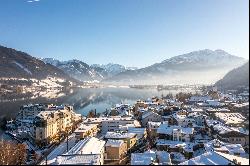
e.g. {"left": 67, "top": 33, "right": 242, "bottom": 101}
{"left": 40, "top": 133, "right": 77, "bottom": 165}
{"left": 38, "top": 77, "right": 64, "bottom": 88}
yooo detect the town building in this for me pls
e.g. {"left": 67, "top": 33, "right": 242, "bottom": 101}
{"left": 141, "top": 111, "right": 162, "bottom": 127}
{"left": 32, "top": 105, "right": 82, "bottom": 146}
{"left": 74, "top": 123, "right": 99, "bottom": 140}
{"left": 104, "top": 132, "right": 137, "bottom": 150}
{"left": 157, "top": 123, "right": 194, "bottom": 142}
{"left": 83, "top": 116, "right": 140, "bottom": 134}
{"left": 104, "top": 139, "right": 127, "bottom": 164}
{"left": 127, "top": 127, "right": 147, "bottom": 145}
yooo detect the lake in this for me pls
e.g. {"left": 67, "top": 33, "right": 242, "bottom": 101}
{"left": 0, "top": 87, "right": 200, "bottom": 119}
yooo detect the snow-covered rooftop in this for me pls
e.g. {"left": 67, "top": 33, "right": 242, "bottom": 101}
{"left": 215, "top": 151, "right": 249, "bottom": 165}
{"left": 189, "top": 96, "right": 212, "bottom": 102}
{"left": 156, "top": 139, "right": 194, "bottom": 151}
{"left": 128, "top": 127, "right": 146, "bottom": 135}
{"left": 105, "top": 139, "right": 125, "bottom": 147}
{"left": 215, "top": 112, "right": 245, "bottom": 125}
{"left": 56, "top": 154, "right": 101, "bottom": 165}
{"left": 233, "top": 102, "right": 249, "bottom": 108}
{"left": 147, "top": 121, "right": 161, "bottom": 129}
{"left": 157, "top": 124, "right": 194, "bottom": 135}
{"left": 205, "top": 119, "right": 232, "bottom": 134}
{"left": 142, "top": 111, "right": 155, "bottom": 119}
{"left": 156, "top": 151, "right": 171, "bottom": 164}
{"left": 179, "top": 151, "right": 233, "bottom": 165}
{"left": 74, "top": 123, "right": 98, "bottom": 133}
{"left": 131, "top": 151, "right": 157, "bottom": 165}
{"left": 204, "top": 139, "right": 246, "bottom": 156}
{"left": 190, "top": 108, "right": 204, "bottom": 112}
{"left": 105, "top": 132, "right": 136, "bottom": 139}
{"left": 84, "top": 116, "right": 133, "bottom": 123}
{"left": 65, "top": 137, "right": 105, "bottom": 155}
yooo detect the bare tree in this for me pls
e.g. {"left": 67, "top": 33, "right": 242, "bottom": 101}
{"left": 0, "top": 140, "right": 27, "bottom": 165}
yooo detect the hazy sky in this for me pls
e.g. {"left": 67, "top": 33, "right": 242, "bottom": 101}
{"left": 0, "top": 0, "right": 248, "bottom": 67}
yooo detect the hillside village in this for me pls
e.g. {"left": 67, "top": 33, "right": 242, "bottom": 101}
{"left": 3, "top": 86, "right": 249, "bottom": 165}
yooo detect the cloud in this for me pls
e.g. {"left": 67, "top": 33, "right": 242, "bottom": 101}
{"left": 27, "top": 0, "right": 40, "bottom": 3}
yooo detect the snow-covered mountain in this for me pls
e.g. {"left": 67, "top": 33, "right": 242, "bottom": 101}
{"left": 162, "top": 49, "right": 240, "bottom": 66}
{"left": 0, "top": 45, "right": 76, "bottom": 83}
{"left": 42, "top": 58, "right": 106, "bottom": 82}
{"left": 91, "top": 63, "right": 126, "bottom": 76}
{"left": 42, "top": 59, "right": 136, "bottom": 82}
{"left": 2, "top": 45, "right": 246, "bottom": 85}
{"left": 91, "top": 63, "right": 137, "bottom": 77}
{"left": 104, "top": 49, "right": 247, "bottom": 85}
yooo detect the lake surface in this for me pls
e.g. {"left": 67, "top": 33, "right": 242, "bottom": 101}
{"left": 0, "top": 87, "right": 200, "bottom": 119}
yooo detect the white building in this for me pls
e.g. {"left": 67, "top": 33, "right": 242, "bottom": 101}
{"left": 157, "top": 124, "right": 194, "bottom": 142}
{"left": 83, "top": 116, "right": 140, "bottom": 134}
{"left": 101, "top": 117, "right": 140, "bottom": 134}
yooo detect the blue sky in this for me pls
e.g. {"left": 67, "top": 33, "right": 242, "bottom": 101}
{"left": 0, "top": 0, "right": 248, "bottom": 67}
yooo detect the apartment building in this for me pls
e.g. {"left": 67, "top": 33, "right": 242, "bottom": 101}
{"left": 104, "top": 139, "right": 127, "bottom": 163}
{"left": 32, "top": 105, "right": 81, "bottom": 146}
{"left": 16, "top": 104, "right": 48, "bottom": 126}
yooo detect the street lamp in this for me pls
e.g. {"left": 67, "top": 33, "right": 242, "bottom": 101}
{"left": 65, "top": 126, "right": 71, "bottom": 152}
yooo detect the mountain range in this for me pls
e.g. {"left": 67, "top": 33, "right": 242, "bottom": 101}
{"left": 0, "top": 45, "right": 247, "bottom": 86}
{"left": 103, "top": 49, "right": 247, "bottom": 85}
{"left": 41, "top": 58, "right": 137, "bottom": 82}
{"left": 215, "top": 61, "right": 249, "bottom": 90}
